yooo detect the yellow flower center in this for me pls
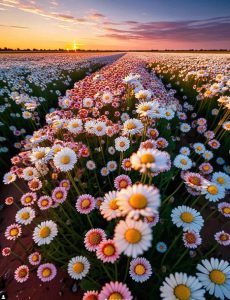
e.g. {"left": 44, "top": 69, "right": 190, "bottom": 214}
{"left": 73, "top": 262, "right": 84, "bottom": 274}
{"left": 140, "top": 153, "right": 155, "bottom": 164}
{"left": 203, "top": 165, "right": 210, "bottom": 171}
{"left": 185, "top": 232, "right": 196, "bottom": 244}
{"left": 108, "top": 293, "right": 123, "bottom": 300}
{"left": 25, "top": 196, "right": 33, "bottom": 203}
{"left": 32, "top": 254, "right": 39, "bottom": 262}
{"left": 134, "top": 264, "right": 145, "bottom": 275}
{"left": 27, "top": 170, "right": 33, "bottom": 176}
{"left": 220, "top": 234, "right": 229, "bottom": 241}
{"left": 10, "top": 228, "right": 19, "bottom": 236}
{"left": 39, "top": 226, "right": 51, "bottom": 238}
{"left": 209, "top": 270, "right": 226, "bottom": 285}
{"left": 142, "top": 105, "right": 150, "bottom": 111}
{"left": 41, "top": 199, "right": 48, "bottom": 206}
{"left": 20, "top": 212, "right": 30, "bottom": 220}
{"left": 180, "top": 159, "right": 187, "bottom": 165}
{"left": 35, "top": 152, "right": 45, "bottom": 159}
{"left": 207, "top": 185, "right": 218, "bottom": 195}
{"left": 88, "top": 232, "right": 101, "bottom": 245}
{"left": 103, "top": 244, "right": 115, "bottom": 256}
{"left": 109, "top": 199, "right": 119, "bottom": 210}
{"left": 60, "top": 155, "right": 70, "bottom": 164}
{"left": 18, "top": 269, "right": 27, "bottom": 278}
{"left": 174, "top": 284, "right": 191, "bottom": 300}
{"left": 81, "top": 199, "right": 91, "bottom": 209}
{"left": 217, "top": 177, "right": 225, "bottom": 184}
{"left": 223, "top": 207, "right": 230, "bottom": 214}
{"left": 119, "top": 180, "right": 128, "bottom": 189}
{"left": 129, "top": 193, "right": 147, "bottom": 209}
{"left": 180, "top": 212, "right": 193, "bottom": 223}
{"left": 42, "top": 268, "right": 51, "bottom": 278}
{"left": 72, "top": 123, "right": 79, "bottom": 128}
{"left": 126, "top": 123, "right": 136, "bottom": 130}
{"left": 125, "top": 228, "right": 142, "bottom": 244}
{"left": 55, "top": 191, "right": 63, "bottom": 199}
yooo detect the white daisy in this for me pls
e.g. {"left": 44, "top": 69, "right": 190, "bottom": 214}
{"left": 100, "top": 191, "right": 122, "bottom": 220}
{"left": 67, "top": 118, "right": 83, "bottom": 134}
{"left": 3, "top": 172, "right": 16, "bottom": 184}
{"left": 201, "top": 182, "right": 225, "bottom": 202}
{"left": 53, "top": 147, "right": 77, "bottom": 172}
{"left": 68, "top": 256, "right": 90, "bottom": 280}
{"left": 173, "top": 154, "right": 192, "bottom": 171}
{"left": 196, "top": 258, "right": 230, "bottom": 300}
{"left": 15, "top": 207, "right": 35, "bottom": 225}
{"left": 30, "top": 147, "right": 52, "bottom": 164}
{"left": 160, "top": 272, "right": 205, "bottom": 300}
{"left": 212, "top": 172, "right": 230, "bottom": 189}
{"left": 33, "top": 220, "right": 58, "bottom": 246}
{"left": 123, "top": 118, "right": 144, "bottom": 135}
{"left": 171, "top": 206, "right": 204, "bottom": 232}
{"left": 115, "top": 136, "right": 130, "bottom": 152}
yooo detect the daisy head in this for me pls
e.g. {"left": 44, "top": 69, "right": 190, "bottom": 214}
{"left": 171, "top": 205, "right": 204, "bottom": 232}
{"left": 76, "top": 194, "right": 95, "bottom": 214}
{"left": 196, "top": 258, "right": 230, "bottom": 299}
{"left": 144, "top": 212, "right": 159, "bottom": 227}
{"left": 218, "top": 202, "right": 230, "bottom": 217}
{"left": 214, "top": 231, "right": 230, "bottom": 246}
{"left": 2, "top": 247, "right": 11, "bottom": 257}
{"left": 160, "top": 272, "right": 205, "bottom": 300}
{"left": 121, "top": 158, "right": 132, "bottom": 171}
{"left": 114, "top": 175, "right": 132, "bottom": 191}
{"left": 59, "top": 179, "right": 71, "bottom": 190}
{"left": 28, "top": 251, "right": 41, "bottom": 266}
{"left": 14, "top": 265, "right": 29, "bottom": 283}
{"left": 114, "top": 218, "right": 152, "bottom": 258}
{"left": 20, "top": 192, "right": 37, "bottom": 206}
{"left": 212, "top": 172, "right": 230, "bottom": 189}
{"left": 123, "top": 118, "right": 143, "bottom": 135}
{"left": 5, "top": 223, "right": 22, "bottom": 240}
{"left": 68, "top": 256, "right": 90, "bottom": 280}
{"left": 156, "top": 242, "right": 167, "bottom": 253}
{"left": 114, "top": 136, "right": 130, "bottom": 152}
{"left": 100, "top": 191, "right": 122, "bottom": 221}
{"left": 183, "top": 231, "right": 202, "bottom": 249}
{"left": 199, "top": 162, "right": 213, "bottom": 175}
{"left": 28, "top": 178, "right": 42, "bottom": 191}
{"left": 98, "top": 281, "right": 133, "bottom": 300}
{"left": 37, "top": 263, "right": 57, "bottom": 282}
{"left": 53, "top": 147, "right": 77, "bottom": 172}
{"left": 174, "top": 154, "right": 192, "bottom": 171}
{"left": 201, "top": 182, "right": 225, "bottom": 202}
{"left": 84, "top": 228, "right": 106, "bottom": 252}
{"left": 96, "top": 239, "right": 120, "bottom": 263}
{"left": 52, "top": 187, "right": 67, "bottom": 204}
{"left": 3, "top": 171, "right": 16, "bottom": 184}
{"left": 33, "top": 220, "right": 58, "bottom": 246}
{"left": 15, "top": 207, "right": 35, "bottom": 225}
{"left": 129, "top": 257, "right": 152, "bottom": 283}
{"left": 37, "top": 195, "right": 53, "bottom": 210}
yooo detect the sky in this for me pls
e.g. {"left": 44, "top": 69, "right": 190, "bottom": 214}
{"left": 0, "top": 0, "right": 230, "bottom": 50}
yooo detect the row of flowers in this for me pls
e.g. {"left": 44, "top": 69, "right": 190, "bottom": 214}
{"left": 2, "top": 53, "right": 230, "bottom": 299}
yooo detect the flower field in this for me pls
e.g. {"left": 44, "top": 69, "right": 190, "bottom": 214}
{"left": 0, "top": 52, "right": 230, "bottom": 300}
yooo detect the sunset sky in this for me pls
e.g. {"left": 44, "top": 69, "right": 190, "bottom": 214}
{"left": 0, "top": 0, "right": 230, "bottom": 50}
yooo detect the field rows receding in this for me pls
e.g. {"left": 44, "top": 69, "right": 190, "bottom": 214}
{"left": 0, "top": 52, "right": 230, "bottom": 300}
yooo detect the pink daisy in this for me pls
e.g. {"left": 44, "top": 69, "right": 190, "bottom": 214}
{"left": 208, "top": 139, "right": 220, "bottom": 149}
{"left": 28, "top": 252, "right": 41, "bottom": 266}
{"left": 14, "top": 265, "right": 29, "bottom": 283}
{"left": 52, "top": 187, "right": 67, "bottom": 204}
{"left": 121, "top": 158, "right": 132, "bottom": 171}
{"left": 83, "top": 291, "right": 99, "bottom": 300}
{"left": 59, "top": 179, "right": 71, "bottom": 190}
{"left": 183, "top": 231, "right": 202, "bottom": 249}
{"left": 84, "top": 228, "right": 106, "bottom": 252}
{"left": 114, "top": 175, "right": 132, "bottom": 191}
{"left": 20, "top": 192, "right": 37, "bottom": 206}
{"left": 37, "top": 263, "right": 57, "bottom": 282}
{"left": 76, "top": 194, "right": 95, "bottom": 214}
{"left": 96, "top": 239, "right": 120, "bottom": 263}
{"left": 214, "top": 231, "right": 230, "bottom": 246}
{"left": 98, "top": 281, "right": 133, "bottom": 300}
{"left": 5, "top": 223, "right": 22, "bottom": 240}
{"left": 28, "top": 178, "right": 42, "bottom": 191}
{"left": 199, "top": 162, "right": 213, "bottom": 175}
{"left": 2, "top": 247, "right": 11, "bottom": 257}
{"left": 37, "top": 195, "right": 53, "bottom": 210}
{"left": 5, "top": 196, "right": 14, "bottom": 205}
{"left": 129, "top": 257, "right": 152, "bottom": 282}
{"left": 218, "top": 202, "right": 230, "bottom": 217}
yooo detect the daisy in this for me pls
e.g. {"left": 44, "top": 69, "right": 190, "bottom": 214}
{"left": 59, "top": 179, "right": 71, "bottom": 190}
{"left": 214, "top": 231, "right": 230, "bottom": 246}
{"left": 52, "top": 187, "right": 67, "bottom": 204}
{"left": 83, "top": 291, "right": 99, "bottom": 300}
{"left": 5, "top": 223, "right": 22, "bottom": 240}
{"left": 37, "top": 263, "right": 57, "bottom": 282}
{"left": 114, "top": 136, "right": 130, "bottom": 152}
{"left": 171, "top": 206, "right": 204, "bottom": 232}
{"left": 147, "top": 128, "right": 159, "bottom": 139}
{"left": 202, "top": 150, "right": 213, "bottom": 161}
{"left": 130, "top": 148, "right": 170, "bottom": 173}
{"left": 3, "top": 171, "right": 16, "bottom": 184}
{"left": 199, "top": 162, "right": 213, "bottom": 175}
{"left": 136, "top": 101, "right": 155, "bottom": 117}
{"left": 180, "top": 123, "right": 191, "bottom": 133}
{"left": 33, "top": 220, "right": 58, "bottom": 246}
{"left": 196, "top": 258, "right": 230, "bottom": 299}
{"left": 96, "top": 239, "right": 120, "bottom": 263}
{"left": 156, "top": 242, "right": 167, "bottom": 253}
{"left": 223, "top": 121, "right": 230, "bottom": 131}
{"left": 144, "top": 212, "right": 159, "bottom": 227}
{"left": 179, "top": 147, "right": 190, "bottom": 156}
{"left": 83, "top": 97, "right": 94, "bottom": 108}
{"left": 114, "top": 175, "right": 132, "bottom": 191}
{"left": 116, "top": 184, "right": 160, "bottom": 219}
{"left": 102, "top": 91, "right": 113, "bottom": 104}
{"left": 22, "top": 167, "right": 39, "bottom": 181}
{"left": 212, "top": 172, "right": 230, "bottom": 189}
{"left": 68, "top": 256, "right": 90, "bottom": 280}
{"left": 28, "top": 252, "right": 41, "bottom": 266}
{"left": 14, "top": 265, "right": 29, "bottom": 283}
{"left": 121, "top": 158, "right": 132, "bottom": 171}
{"left": 5, "top": 196, "right": 14, "bottom": 205}
{"left": 2, "top": 247, "right": 11, "bottom": 257}
{"left": 173, "top": 154, "right": 192, "bottom": 171}
{"left": 53, "top": 147, "right": 77, "bottom": 172}
{"left": 129, "top": 257, "right": 152, "bottom": 283}
{"left": 86, "top": 160, "right": 96, "bottom": 170}
{"left": 37, "top": 195, "right": 53, "bottom": 210}
{"left": 193, "top": 143, "right": 206, "bottom": 154}
{"left": 28, "top": 178, "right": 42, "bottom": 191}
{"left": 67, "top": 118, "right": 83, "bottom": 134}
{"left": 101, "top": 167, "right": 109, "bottom": 176}
{"left": 107, "top": 161, "right": 117, "bottom": 172}
{"left": 15, "top": 207, "right": 35, "bottom": 225}
{"left": 98, "top": 281, "right": 133, "bottom": 300}
{"left": 208, "top": 139, "right": 220, "bottom": 149}
{"left": 20, "top": 192, "right": 37, "bottom": 206}
{"left": 30, "top": 147, "right": 51, "bottom": 163}
{"left": 201, "top": 182, "right": 225, "bottom": 202}
{"left": 183, "top": 172, "right": 208, "bottom": 191}
{"left": 114, "top": 218, "right": 152, "bottom": 258}
{"left": 93, "top": 121, "right": 107, "bottom": 136}
{"left": 135, "top": 89, "right": 152, "bottom": 101}
{"left": 100, "top": 191, "right": 122, "bottom": 220}
{"left": 76, "top": 194, "right": 95, "bottom": 214}
{"left": 123, "top": 118, "right": 143, "bottom": 135}
{"left": 218, "top": 202, "right": 230, "bottom": 217}
{"left": 183, "top": 231, "right": 202, "bottom": 249}
{"left": 160, "top": 272, "right": 205, "bottom": 300}
{"left": 84, "top": 228, "right": 106, "bottom": 252}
